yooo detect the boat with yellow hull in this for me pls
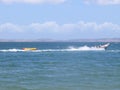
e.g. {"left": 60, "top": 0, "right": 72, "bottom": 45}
{"left": 23, "top": 48, "right": 37, "bottom": 51}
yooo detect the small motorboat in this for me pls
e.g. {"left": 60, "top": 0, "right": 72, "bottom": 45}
{"left": 97, "top": 43, "right": 110, "bottom": 49}
{"left": 22, "top": 48, "right": 37, "bottom": 51}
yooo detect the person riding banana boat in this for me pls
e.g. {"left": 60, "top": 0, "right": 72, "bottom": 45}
{"left": 22, "top": 48, "right": 37, "bottom": 51}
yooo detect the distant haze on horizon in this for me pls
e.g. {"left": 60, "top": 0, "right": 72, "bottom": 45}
{"left": 0, "top": 0, "right": 120, "bottom": 39}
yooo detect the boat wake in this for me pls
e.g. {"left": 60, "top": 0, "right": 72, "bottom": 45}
{"left": 67, "top": 46, "right": 105, "bottom": 51}
{"left": 0, "top": 49, "right": 24, "bottom": 52}
{"left": 0, "top": 45, "right": 106, "bottom": 52}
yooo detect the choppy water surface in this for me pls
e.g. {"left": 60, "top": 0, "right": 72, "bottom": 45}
{"left": 0, "top": 42, "right": 120, "bottom": 90}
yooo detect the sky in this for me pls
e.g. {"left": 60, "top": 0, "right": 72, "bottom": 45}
{"left": 0, "top": 0, "right": 120, "bottom": 40}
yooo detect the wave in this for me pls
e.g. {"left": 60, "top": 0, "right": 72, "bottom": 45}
{"left": 67, "top": 46, "right": 105, "bottom": 51}
{"left": 0, "top": 49, "right": 24, "bottom": 52}
{"left": 0, "top": 46, "right": 106, "bottom": 52}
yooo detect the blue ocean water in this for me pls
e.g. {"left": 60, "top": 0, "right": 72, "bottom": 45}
{"left": 0, "top": 42, "right": 120, "bottom": 90}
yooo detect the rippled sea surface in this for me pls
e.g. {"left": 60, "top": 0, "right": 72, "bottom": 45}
{"left": 0, "top": 42, "right": 120, "bottom": 90}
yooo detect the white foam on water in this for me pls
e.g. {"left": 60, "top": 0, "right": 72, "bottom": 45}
{"left": 67, "top": 46, "right": 105, "bottom": 51}
{"left": 0, "top": 49, "right": 24, "bottom": 52}
{"left": 0, "top": 46, "right": 106, "bottom": 52}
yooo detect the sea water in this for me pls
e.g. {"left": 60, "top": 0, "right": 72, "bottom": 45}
{"left": 0, "top": 42, "right": 120, "bottom": 90}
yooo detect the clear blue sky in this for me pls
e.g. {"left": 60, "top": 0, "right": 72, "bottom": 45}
{"left": 0, "top": 0, "right": 120, "bottom": 40}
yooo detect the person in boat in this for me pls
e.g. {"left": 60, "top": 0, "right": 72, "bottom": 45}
{"left": 23, "top": 48, "right": 37, "bottom": 51}
{"left": 97, "top": 43, "right": 110, "bottom": 49}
